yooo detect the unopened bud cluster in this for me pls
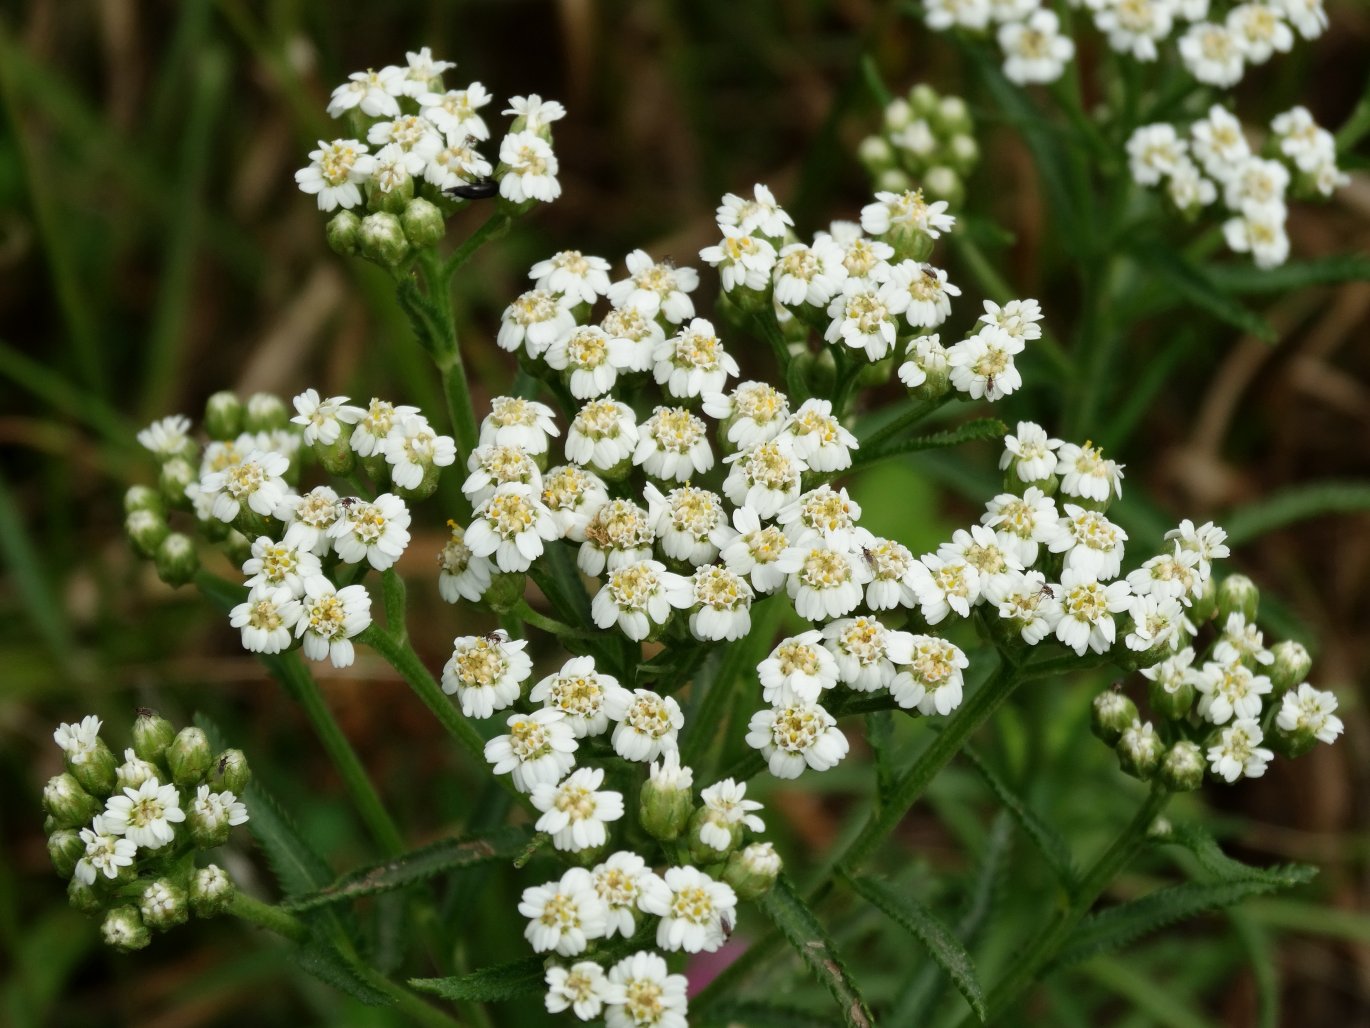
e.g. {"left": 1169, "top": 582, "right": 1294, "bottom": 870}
{"left": 859, "top": 84, "right": 979, "bottom": 208}
{"left": 44, "top": 712, "right": 250, "bottom": 950}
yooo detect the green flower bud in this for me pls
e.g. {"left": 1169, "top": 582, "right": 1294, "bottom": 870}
{"left": 116, "top": 749, "right": 159, "bottom": 792}
{"left": 883, "top": 97, "right": 914, "bottom": 132}
{"left": 1090, "top": 690, "right": 1138, "bottom": 747}
{"left": 1116, "top": 720, "right": 1164, "bottom": 781}
{"left": 102, "top": 905, "right": 152, "bottom": 951}
{"left": 875, "top": 168, "right": 912, "bottom": 195}
{"left": 923, "top": 166, "right": 964, "bottom": 209}
{"left": 48, "top": 828, "right": 85, "bottom": 879}
{"left": 167, "top": 727, "right": 212, "bottom": 787}
{"left": 326, "top": 210, "right": 362, "bottom": 256}
{"left": 1147, "top": 672, "right": 1194, "bottom": 720}
{"left": 396, "top": 461, "right": 444, "bottom": 503}
{"left": 723, "top": 842, "right": 782, "bottom": 901}
{"left": 139, "top": 878, "right": 189, "bottom": 931}
{"left": 208, "top": 749, "right": 252, "bottom": 794}
{"left": 43, "top": 774, "right": 101, "bottom": 829}
{"left": 190, "top": 864, "right": 235, "bottom": 917}
{"left": 124, "top": 485, "right": 164, "bottom": 517}
{"left": 1189, "top": 575, "right": 1217, "bottom": 625}
{"left": 856, "top": 356, "right": 895, "bottom": 387}
{"left": 687, "top": 808, "right": 743, "bottom": 864}
{"left": 155, "top": 532, "right": 199, "bottom": 588}
{"left": 483, "top": 571, "right": 527, "bottom": 614}
{"left": 223, "top": 529, "right": 253, "bottom": 568}
{"left": 359, "top": 212, "right": 410, "bottom": 266}
{"left": 158, "top": 457, "right": 197, "bottom": 510}
{"left": 858, "top": 135, "right": 895, "bottom": 172}
{"left": 203, "top": 391, "right": 243, "bottom": 441}
{"left": 315, "top": 425, "right": 357, "bottom": 476}
{"left": 639, "top": 754, "right": 694, "bottom": 841}
{"left": 243, "top": 393, "right": 288, "bottom": 432}
{"left": 68, "top": 875, "right": 105, "bottom": 914}
{"left": 401, "top": 197, "right": 446, "bottom": 249}
{"left": 132, "top": 710, "right": 176, "bottom": 764}
{"left": 804, "top": 347, "right": 838, "bottom": 396}
{"left": 1268, "top": 640, "right": 1312, "bottom": 696}
{"left": 948, "top": 134, "right": 980, "bottom": 174}
{"left": 934, "top": 95, "right": 972, "bottom": 135}
{"left": 1159, "top": 741, "right": 1206, "bottom": 792}
{"left": 126, "top": 509, "right": 170, "bottom": 559}
{"left": 1217, "top": 574, "right": 1259, "bottom": 623}
{"left": 67, "top": 738, "right": 118, "bottom": 798}
{"left": 908, "top": 83, "right": 940, "bottom": 117}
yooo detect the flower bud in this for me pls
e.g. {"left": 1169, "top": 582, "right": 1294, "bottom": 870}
{"left": 639, "top": 753, "right": 694, "bottom": 841}
{"left": 724, "top": 842, "right": 782, "bottom": 901}
{"left": 1159, "top": 741, "right": 1206, "bottom": 792}
{"left": 1147, "top": 673, "right": 1194, "bottom": 721}
{"left": 1188, "top": 575, "right": 1217, "bottom": 625}
{"left": 908, "top": 84, "right": 940, "bottom": 117}
{"left": 223, "top": 529, "right": 254, "bottom": 568}
{"left": 132, "top": 710, "right": 177, "bottom": 764}
{"left": 208, "top": 749, "right": 252, "bottom": 794}
{"left": 167, "top": 727, "right": 212, "bottom": 787}
{"left": 315, "top": 426, "right": 357, "bottom": 476}
{"left": 139, "top": 877, "right": 189, "bottom": 931}
{"left": 883, "top": 97, "right": 914, "bottom": 132}
{"left": 858, "top": 135, "right": 895, "bottom": 172}
{"left": 923, "top": 166, "right": 964, "bottom": 209}
{"left": 48, "top": 828, "right": 85, "bottom": 879}
{"left": 155, "top": 533, "right": 199, "bottom": 588}
{"left": 875, "top": 168, "right": 912, "bottom": 194}
{"left": 402, "top": 197, "right": 446, "bottom": 249}
{"left": 359, "top": 212, "right": 410, "bottom": 266}
{"left": 190, "top": 864, "right": 235, "bottom": 917}
{"left": 67, "top": 738, "right": 118, "bottom": 798}
{"left": 934, "top": 95, "right": 972, "bottom": 135}
{"left": 948, "top": 134, "right": 980, "bottom": 174}
{"left": 203, "top": 391, "right": 243, "bottom": 440}
{"left": 1217, "top": 574, "right": 1259, "bottom": 623}
{"left": 116, "top": 748, "right": 160, "bottom": 792}
{"left": 126, "top": 509, "right": 170, "bottom": 559}
{"left": 43, "top": 774, "right": 101, "bottom": 829}
{"left": 124, "top": 485, "right": 164, "bottom": 517}
{"left": 1090, "top": 690, "right": 1138, "bottom": 747}
{"left": 102, "top": 905, "right": 152, "bottom": 951}
{"left": 159, "top": 458, "right": 197, "bottom": 509}
{"left": 68, "top": 875, "right": 105, "bottom": 914}
{"left": 483, "top": 570, "right": 527, "bottom": 614}
{"left": 243, "top": 392, "right": 288, "bottom": 432}
{"left": 326, "top": 210, "right": 362, "bottom": 256}
{"left": 1268, "top": 640, "right": 1311, "bottom": 696}
{"left": 687, "top": 809, "right": 742, "bottom": 865}
{"left": 1116, "top": 720, "right": 1163, "bottom": 781}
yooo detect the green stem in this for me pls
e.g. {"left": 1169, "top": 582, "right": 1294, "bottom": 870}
{"left": 228, "top": 890, "right": 308, "bottom": 942}
{"left": 856, "top": 394, "right": 949, "bottom": 455}
{"left": 514, "top": 600, "right": 597, "bottom": 640}
{"left": 752, "top": 311, "right": 808, "bottom": 400}
{"left": 441, "top": 211, "right": 511, "bottom": 279}
{"left": 382, "top": 568, "right": 409, "bottom": 643}
{"left": 414, "top": 250, "right": 480, "bottom": 463}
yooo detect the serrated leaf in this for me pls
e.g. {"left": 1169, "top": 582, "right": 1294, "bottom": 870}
{"left": 1130, "top": 240, "right": 1276, "bottom": 342}
{"left": 1162, "top": 824, "right": 1316, "bottom": 888}
{"left": 761, "top": 876, "right": 874, "bottom": 1028}
{"left": 846, "top": 875, "right": 986, "bottom": 1022}
{"left": 862, "top": 418, "right": 1007, "bottom": 466}
{"left": 241, "top": 781, "right": 334, "bottom": 900}
{"left": 1204, "top": 254, "right": 1370, "bottom": 295}
{"left": 282, "top": 826, "right": 531, "bottom": 912}
{"left": 410, "top": 954, "right": 546, "bottom": 1003}
{"left": 1221, "top": 481, "right": 1370, "bottom": 547}
{"left": 963, "top": 747, "right": 1077, "bottom": 889}
{"left": 293, "top": 941, "right": 392, "bottom": 1007}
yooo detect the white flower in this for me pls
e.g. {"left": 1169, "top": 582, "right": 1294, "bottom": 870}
{"left": 545, "top": 961, "right": 613, "bottom": 1021}
{"left": 717, "top": 183, "right": 793, "bottom": 237}
{"left": 1050, "top": 504, "right": 1128, "bottom": 580}
{"left": 1227, "top": 2, "right": 1293, "bottom": 63}
{"left": 567, "top": 399, "right": 640, "bottom": 471}
{"left": 1044, "top": 569, "right": 1132, "bottom": 655}
{"left": 703, "top": 381, "right": 790, "bottom": 450}
{"left": 1055, "top": 440, "right": 1125, "bottom": 502}
{"left": 981, "top": 487, "right": 1061, "bottom": 565}
{"left": 53, "top": 716, "right": 102, "bottom": 763}
{"left": 400, "top": 47, "right": 455, "bottom": 94}
{"left": 689, "top": 564, "right": 755, "bottom": 641}
{"left": 191, "top": 783, "right": 249, "bottom": 828}
{"left": 608, "top": 250, "right": 699, "bottom": 324}
{"left": 295, "top": 139, "right": 376, "bottom": 211}
{"left": 759, "top": 631, "right": 840, "bottom": 705}
{"left": 604, "top": 688, "right": 685, "bottom": 761}
{"left": 230, "top": 585, "right": 301, "bottom": 654}
{"left": 861, "top": 188, "right": 957, "bottom": 238}
{"left": 699, "top": 225, "right": 778, "bottom": 292}
{"left": 1224, "top": 203, "right": 1290, "bottom": 269}
{"left": 438, "top": 521, "right": 494, "bottom": 603}
{"left": 531, "top": 250, "right": 612, "bottom": 304}
{"left": 368, "top": 142, "right": 427, "bottom": 194}
{"left": 74, "top": 815, "right": 138, "bottom": 885}
{"left": 423, "top": 137, "right": 493, "bottom": 190}
{"left": 746, "top": 702, "right": 849, "bottom": 779}
{"left": 1223, "top": 157, "right": 1290, "bottom": 211}
{"left": 1193, "top": 659, "right": 1272, "bottom": 724}
{"left": 601, "top": 305, "right": 666, "bottom": 373}
{"left": 1127, "top": 124, "right": 1189, "bottom": 186}
{"left": 722, "top": 439, "right": 805, "bottom": 518}
{"left": 825, "top": 280, "right": 899, "bottom": 360}
{"left": 909, "top": 552, "right": 981, "bottom": 624}
{"left": 1207, "top": 718, "right": 1273, "bottom": 782}
{"left": 498, "top": 288, "right": 577, "bottom": 358}
{"left": 1124, "top": 594, "right": 1189, "bottom": 652}
{"left": 925, "top": 0, "right": 992, "bottom": 30}
{"left": 778, "top": 485, "right": 862, "bottom": 550}
{"left": 505, "top": 94, "right": 567, "bottom": 130}
{"left": 1127, "top": 544, "right": 1201, "bottom": 602}
{"left": 823, "top": 615, "right": 908, "bottom": 692}
{"left": 817, "top": 221, "right": 894, "bottom": 283}
{"left": 979, "top": 298, "right": 1044, "bottom": 341}
{"left": 280, "top": 485, "right": 342, "bottom": 555}
{"left": 329, "top": 493, "right": 411, "bottom": 570}
{"left": 891, "top": 635, "right": 969, "bottom": 715}
{"left": 591, "top": 851, "right": 656, "bottom": 939}
{"left": 1140, "top": 646, "right": 1197, "bottom": 697}
{"left": 327, "top": 66, "right": 404, "bottom": 118}
{"left": 1167, "top": 158, "right": 1219, "bottom": 211}
{"left": 1190, "top": 105, "right": 1251, "bottom": 181}
{"left": 995, "top": 570, "right": 1056, "bottom": 645}
{"left": 367, "top": 114, "right": 443, "bottom": 161}
{"left": 1214, "top": 612, "right": 1273, "bottom": 666}
{"left": 1097, "top": 0, "right": 1176, "bottom": 60}
{"left": 290, "top": 390, "right": 362, "bottom": 447}
{"left": 1164, "top": 520, "right": 1229, "bottom": 578}
{"left": 579, "top": 499, "right": 656, "bottom": 576}
{"left": 1178, "top": 22, "right": 1246, "bottom": 87}
{"left": 480, "top": 396, "right": 560, "bottom": 455}
{"left": 350, "top": 399, "right": 420, "bottom": 458}
{"left": 520, "top": 867, "right": 606, "bottom": 955}
{"left": 1276, "top": 0, "right": 1328, "bottom": 39}
{"left": 103, "top": 778, "right": 185, "bottom": 850}
{"left": 541, "top": 465, "right": 609, "bottom": 542}
{"left": 773, "top": 240, "right": 845, "bottom": 307}
{"left": 1271, "top": 106, "right": 1339, "bottom": 176}
{"left": 638, "top": 866, "right": 738, "bottom": 953}
{"left": 530, "top": 656, "right": 631, "bottom": 738}
{"left": 442, "top": 633, "right": 533, "bottom": 719}
{"left": 384, "top": 415, "right": 456, "bottom": 491}
{"left": 137, "top": 415, "right": 193, "bottom": 459}
{"left": 593, "top": 562, "right": 694, "bottom": 643}
{"left": 604, "top": 951, "right": 689, "bottom": 1028}
{"left": 939, "top": 524, "right": 1025, "bottom": 601}
{"left": 898, "top": 332, "right": 950, "bottom": 390}
{"left": 1277, "top": 683, "right": 1343, "bottom": 745}
{"left": 947, "top": 325, "right": 1024, "bottom": 402}
{"left": 532, "top": 767, "right": 625, "bottom": 852}
{"left": 486, "top": 709, "right": 578, "bottom": 793}
{"left": 652, "top": 319, "right": 739, "bottom": 400}
{"left": 1001, "top": 421, "right": 1062, "bottom": 483}
{"left": 295, "top": 576, "right": 371, "bottom": 667}
{"left": 644, "top": 484, "right": 726, "bottom": 565}
{"left": 783, "top": 398, "right": 858, "bottom": 473}
{"left": 779, "top": 542, "right": 871, "bottom": 621}
{"left": 999, "top": 10, "right": 1076, "bottom": 84}
{"left": 714, "top": 505, "right": 793, "bottom": 593}
{"left": 883, "top": 260, "right": 960, "bottom": 329}
{"left": 634, "top": 407, "right": 714, "bottom": 482}
{"left": 547, "top": 326, "right": 627, "bottom": 399}
{"left": 498, "top": 131, "right": 560, "bottom": 203}
{"left": 464, "top": 484, "right": 559, "bottom": 573}
{"left": 419, "top": 83, "right": 492, "bottom": 139}
{"left": 200, "top": 449, "right": 292, "bottom": 523}
{"left": 858, "top": 533, "right": 922, "bottom": 610}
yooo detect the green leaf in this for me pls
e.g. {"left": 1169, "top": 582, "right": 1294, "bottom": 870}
{"left": 760, "top": 876, "right": 874, "bottom": 1027}
{"left": 1204, "top": 254, "right": 1370, "bottom": 295}
{"left": 1221, "top": 481, "right": 1370, "bottom": 547}
{"left": 845, "top": 875, "right": 987, "bottom": 1022}
{"left": 292, "top": 941, "right": 392, "bottom": 1007}
{"left": 410, "top": 955, "right": 546, "bottom": 1003}
{"left": 963, "top": 747, "right": 1077, "bottom": 889}
{"left": 859, "top": 418, "right": 1007, "bottom": 467}
{"left": 1162, "top": 824, "right": 1296, "bottom": 884}
{"left": 243, "top": 781, "right": 335, "bottom": 898}
{"left": 282, "top": 826, "right": 532, "bottom": 912}
{"left": 698, "top": 1000, "right": 839, "bottom": 1028}
{"left": 1130, "top": 240, "right": 1276, "bottom": 342}
{"left": 1083, "top": 956, "right": 1212, "bottom": 1028}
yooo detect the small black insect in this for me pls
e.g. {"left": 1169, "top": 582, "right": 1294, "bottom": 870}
{"left": 1037, "top": 584, "right": 1057, "bottom": 600}
{"left": 860, "top": 546, "right": 877, "bottom": 567}
{"left": 217, "top": 755, "right": 230, "bottom": 775}
{"left": 721, "top": 912, "right": 735, "bottom": 940}
{"left": 483, "top": 630, "right": 508, "bottom": 645}
{"left": 445, "top": 178, "right": 500, "bottom": 201}
{"left": 338, "top": 496, "right": 358, "bottom": 508}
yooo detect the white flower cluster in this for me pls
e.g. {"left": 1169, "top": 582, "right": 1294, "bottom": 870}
{"left": 295, "top": 48, "right": 564, "bottom": 212}
{"left": 1127, "top": 105, "right": 1348, "bottom": 268}
{"left": 858, "top": 84, "right": 981, "bottom": 208}
{"left": 923, "top": 0, "right": 1328, "bottom": 89}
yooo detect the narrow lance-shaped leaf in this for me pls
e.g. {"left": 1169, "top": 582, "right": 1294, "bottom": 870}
{"left": 1204, "top": 254, "right": 1370, "bottom": 294}
{"left": 410, "top": 954, "right": 547, "bottom": 1003}
{"left": 963, "top": 746, "right": 1077, "bottom": 890}
{"left": 293, "top": 941, "right": 393, "bottom": 1007}
{"left": 1221, "top": 481, "right": 1370, "bottom": 547}
{"left": 1128, "top": 239, "right": 1276, "bottom": 342}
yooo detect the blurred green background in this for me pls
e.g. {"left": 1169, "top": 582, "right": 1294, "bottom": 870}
{"left": 3, "top": 1, "right": 1369, "bottom": 1024}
